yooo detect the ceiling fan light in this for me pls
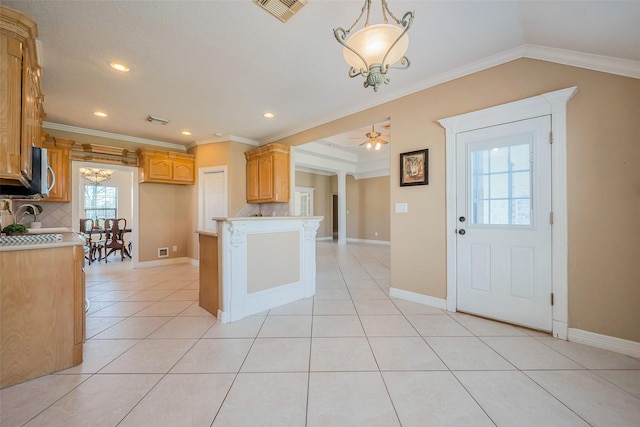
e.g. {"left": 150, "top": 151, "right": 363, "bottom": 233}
{"left": 374, "top": 141, "right": 382, "bottom": 150}
{"left": 365, "top": 141, "right": 373, "bottom": 150}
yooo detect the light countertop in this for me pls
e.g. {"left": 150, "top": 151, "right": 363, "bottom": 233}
{"left": 196, "top": 229, "right": 218, "bottom": 237}
{"left": 211, "top": 216, "right": 324, "bottom": 222}
{"left": 0, "top": 231, "right": 84, "bottom": 252}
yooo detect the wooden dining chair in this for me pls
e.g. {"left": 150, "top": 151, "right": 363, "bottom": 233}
{"left": 98, "top": 218, "right": 127, "bottom": 262}
{"left": 79, "top": 218, "right": 96, "bottom": 264}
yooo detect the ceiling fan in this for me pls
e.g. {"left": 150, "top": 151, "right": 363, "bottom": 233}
{"left": 358, "top": 125, "right": 390, "bottom": 151}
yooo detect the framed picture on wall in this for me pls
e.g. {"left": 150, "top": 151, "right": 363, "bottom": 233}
{"left": 400, "top": 149, "right": 428, "bottom": 186}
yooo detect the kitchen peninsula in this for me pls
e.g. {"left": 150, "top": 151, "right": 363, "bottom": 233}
{"left": 0, "top": 231, "right": 85, "bottom": 388}
{"left": 197, "top": 216, "right": 322, "bottom": 323}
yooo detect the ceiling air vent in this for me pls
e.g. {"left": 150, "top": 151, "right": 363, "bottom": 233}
{"left": 254, "top": 0, "right": 307, "bottom": 23}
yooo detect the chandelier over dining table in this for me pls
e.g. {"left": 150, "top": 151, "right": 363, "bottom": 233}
{"left": 333, "top": 0, "right": 414, "bottom": 92}
{"left": 79, "top": 167, "right": 114, "bottom": 184}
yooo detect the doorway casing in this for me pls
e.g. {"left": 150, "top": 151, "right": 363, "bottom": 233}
{"left": 71, "top": 160, "right": 139, "bottom": 266}
{"left": 439, "top": 86, "right": 577, "bottom": 339}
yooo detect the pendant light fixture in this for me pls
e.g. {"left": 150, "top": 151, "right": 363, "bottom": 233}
{"left": 79, "top": 168, "right": 114, "bottom": 184}
{"left": 334, "top": 0, "right": 414, "bottom": 92}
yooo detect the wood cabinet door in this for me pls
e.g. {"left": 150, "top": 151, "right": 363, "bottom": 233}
{"left": 246, "top": 157, "right": 260, "bottom": 202}
{"left": 146, "top": 157, "right": 172, "bottom": 181}
{"left": 271, "top": 151, "right": 290, "bottom": 202}
{"left": 0, "top": 35, "right": 27, "bottom": 185}
{"left": 258, "top": 155, "right": 274, "bottom": 201}
{"left": 72, "top": 245, "right": 85, "bottom": 364}
{"left": 21, "top": 53, "right": 39, "bottom": 180}
{"left": 173, "top": 158, "right": 195, "bottom": 184}
{"left": 45, "top": 146, "right": 70, "bottom": 201}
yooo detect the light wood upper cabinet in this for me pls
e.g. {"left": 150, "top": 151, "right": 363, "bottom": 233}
{"left": 137, "top": 148, "right": 195, "bottom": 185}
{"left": 246, "top": 155, "right": 260, "bottom": 202}
{"left": 42, "top": 137, "right": 73, "bottom": 202}
{"left": 173, "top": 158, "right": 196, "bottom": 183}
{"left": 245, "top": 143, "right": 290, "bottom": 203}
{"left": 0, "top": 5, "right": 43, "bottom": 188}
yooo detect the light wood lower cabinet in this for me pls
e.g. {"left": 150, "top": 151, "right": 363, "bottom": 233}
{"left": 198, "top": 233, "right": 219, "bottom": 316}
{"left": 0, "top": 244, "right": 85, "bottom": 389}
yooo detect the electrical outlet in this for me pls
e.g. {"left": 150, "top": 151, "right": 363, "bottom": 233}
{"left": 172, "top": 245, "right": 178, "bottom": 252}
{"left": 374, "top": 232, "right": 378, "bottom": 237}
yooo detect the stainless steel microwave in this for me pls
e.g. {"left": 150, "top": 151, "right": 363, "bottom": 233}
{"left": 0, "top": 147, "right": 55, "bottom": 198}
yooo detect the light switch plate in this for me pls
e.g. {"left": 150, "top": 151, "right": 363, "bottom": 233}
{"left": 395, "top": 203, "right": 408, "bottom": 213}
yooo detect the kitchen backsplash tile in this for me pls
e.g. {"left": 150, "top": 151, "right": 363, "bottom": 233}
{"left": 13, "top": 201, "right": 72, "bottom": 228}
{"left": 234, "top": 203, "right": 290, "bottom": 218}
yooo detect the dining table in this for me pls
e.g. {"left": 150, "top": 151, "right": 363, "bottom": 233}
{"left": 86, "top": 227, "right": 133, "bottom": 260}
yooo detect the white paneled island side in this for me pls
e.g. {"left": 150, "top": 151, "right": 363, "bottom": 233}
{"left": 197, "top": 216, "right": 322, "bottom": 323}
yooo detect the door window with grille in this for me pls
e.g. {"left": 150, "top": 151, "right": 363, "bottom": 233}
{"left": 470, "top": 142, "right": 532, "bottom": 226}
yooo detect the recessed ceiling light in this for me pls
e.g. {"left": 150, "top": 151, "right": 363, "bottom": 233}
{"left": 94, "top": 111, "right": 108, "bottom": 118}
{"left": 263, "top": 112, "right": 275, "bottom": 118}
{"left": 181, "top": 131, "right": 191, "bottom": 136}
{"left": 110, "top": 62, "right": 129, "bottom": 72}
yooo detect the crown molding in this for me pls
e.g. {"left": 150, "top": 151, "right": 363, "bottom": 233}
{"left": 43, "top": 122, "right": 187, "bottom": 152}
{"left": 262, "top": 44, "right": 639, "bottom": 145}
{"left": 353, "top": 169, "right": 389, "bottom": 180}
{"left": 295, "top": 166, "right": 334, "bottom": 177}
{"left": 523, "top": 44, "right": 640, "bottom": 79}
{"left": 189, "top": 134, "right": 259, "bottom": 150}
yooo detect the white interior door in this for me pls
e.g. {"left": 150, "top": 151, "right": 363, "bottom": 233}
{"left": 456, "top": 116, "right": 552, "bottom": 331}
{"left": 201, "top": 169, "right": 227, "bottom": 230}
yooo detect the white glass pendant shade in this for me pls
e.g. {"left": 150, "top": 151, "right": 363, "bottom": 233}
{"left": 343, "top": 23, "right": 409, "bottom": 70}
{"left": 374, "top": 141, "right": 382, "bottom": 150}
{"left": 365, "top": 141, "right": 373, "bottom": 150}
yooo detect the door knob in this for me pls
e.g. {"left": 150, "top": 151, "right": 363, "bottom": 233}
{"left": 459, "top": 216, "right": 466, "bottom": 222}
{"left": 458, "top": 229, "right": 466, "bottom": 235}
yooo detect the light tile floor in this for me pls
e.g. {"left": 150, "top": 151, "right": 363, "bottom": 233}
{"left": 2, "top": 242, "right": 640, "bottom": 426}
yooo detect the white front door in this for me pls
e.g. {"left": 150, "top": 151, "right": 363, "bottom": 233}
{"left": 456, "top": 116, "right": 552, "bottom": 331}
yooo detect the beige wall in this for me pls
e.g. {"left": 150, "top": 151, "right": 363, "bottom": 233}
{"left": 275, "top": 58, "right": 640, "bottom": 343}
{"left": 44, "top": 58, "right": 640, "bottom": 342}
{"left": 327, "top": 174, "right": 391, "bottom": 242}
{"left": 187, "top": 140, "right": 256, "bottom": 258}
{"left": 190, "top": 141, "right": 254, "bottom": 219}
{"left": 294, "top": 171, "right": 332, "bottom": 238}
{"left": 138, "top": 183, "right": 192, "bottom": 262}
{"left": 346, "top": 175, "right": 390, "bottom": 242}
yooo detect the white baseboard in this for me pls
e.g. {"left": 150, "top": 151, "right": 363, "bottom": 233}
{"left": 389, "top": 287, "right": 447, "bottom": 310}
{"left": 346, "top": 238, "right": 391, "bottom": 246}
{"left": 552, "top": 320, "right": 568, "bottom": 340}
{"left": 134, "top": 257, "right": 194, "bottom": 269}
{"left": 316, "top": 236, "right": 333, "bottom": 241}
{"left": 568, "top": 328, "right": 640, "bottom": 359}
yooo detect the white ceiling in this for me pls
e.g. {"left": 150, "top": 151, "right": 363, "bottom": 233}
{"left": 5, "top": 1, "right": 640, "bottom": 174}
